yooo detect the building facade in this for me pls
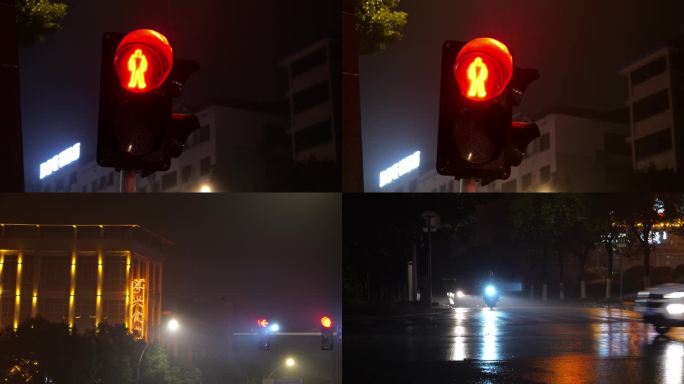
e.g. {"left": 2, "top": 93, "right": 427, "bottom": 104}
{"left": 621, "top": 41, "right": 684, "bottom": 172}
{"left": 0, "top": 224, "right": 167, "bottom": 342}
{"left": 34, "top": 101, "right": 290, "bottom": 193}
{"left": 282, "top": 39, "right": 340, "bottom": 164}
{"left": 380, "top": 107, "right": 630, "bottom": 193}
{"left": 479, "top": 107, "right": 630, "bottom": 193}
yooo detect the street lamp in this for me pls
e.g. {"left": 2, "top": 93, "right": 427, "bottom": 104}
{"left": 167, "top": 318, "right": 180, "bottom": 333}
{"left": 199, "top": 184, "right": 212, "bottom": 193}
{"left": 266, "top": 356, "right": 297, "bottom": 380}
{"left": 285, "top": 357, "right": 296, "bottom": 368}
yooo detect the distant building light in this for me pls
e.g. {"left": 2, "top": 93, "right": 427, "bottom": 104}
{"left": 39, "top": 143, "right": 80, "bottom": 179}
{"left": 379, "top": 151, "right": 420, "bottom": 188}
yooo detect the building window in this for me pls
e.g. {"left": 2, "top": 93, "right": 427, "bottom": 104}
{"left": 182, "top": 164, "right": 193, "bottom": 183}
{"left": 199, "top": 125, "right": 210, "bottom": 143}
{"left": 294, "top": 120, "right": 332, "bottom": 152}
{"left": 291, "top": 47, "right": 327, "bottom": 78}
{"left": 69, "top": 171, "right": 77, "bottom": 185}
{"left": 631, "top": 56, "right": 667, "bottom": 86}
{"left": 161, "top": 171, "right": 178, "bottom": 191}
{"left": 635, "top": 128, "right": 672, "bottom": 161}
{"left": 633, "top": 89, "right": 670, "bottom": 122}
{"left": 292, "top": 81, "right": 329, "bottom": 113}
{"left": 522, "top": 173, "right": 532, "bottom": 191}
{"left": 540, "top": 165, "right": 551, "bottom": 183}
{"left": 200, "top": 157, "right": 211, "bottom": 175}
{"left": 539, "top": 133, "right": 550, "bottom": 152}
{"left": 501, "top": 180, "right": 517, "bottom": 192}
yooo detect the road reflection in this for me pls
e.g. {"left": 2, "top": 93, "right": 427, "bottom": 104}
{"left": 481, "top": 308, "right": 499, "bottom": 361}
{"left": 664, "top": 342, "right": 684, "bottom": 384}
{"left": 449, "top": 308, "right": 468, "bottom": 361}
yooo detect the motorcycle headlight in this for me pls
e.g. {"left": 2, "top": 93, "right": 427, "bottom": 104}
{"left": 664, "top": 292, "right": 684, "bottom": 299}
{"left": 485, "top": 285, "right": 496, "bottom": 296}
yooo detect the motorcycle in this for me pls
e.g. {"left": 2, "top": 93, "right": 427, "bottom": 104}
{"left": 483, "top": 284, "right": 499, "bottom": 310}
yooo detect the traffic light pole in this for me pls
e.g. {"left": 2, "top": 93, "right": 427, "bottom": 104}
{"left": 121, "top": 170, "right": 137, "bottom": 193}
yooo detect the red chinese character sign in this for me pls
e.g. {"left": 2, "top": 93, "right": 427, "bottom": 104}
{"left": 130, "top": 278, "right": 146, "bottom": 338}
{"left": 114, "top": 29, "right": 173, "bottom": 94}
{"left": 453, "top": 37, "right": 513, "bottom": 102}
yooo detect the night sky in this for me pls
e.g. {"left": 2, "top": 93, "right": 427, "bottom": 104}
{"left": 361, "top": 0, "right": 684, "bottom": 191}
{"left": 19, "top": 0, "right": 338, "bottom": 187}
{"left": 0, "top": 193, "right": 341, "bottom": 330}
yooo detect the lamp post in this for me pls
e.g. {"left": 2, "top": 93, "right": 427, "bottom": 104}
{"left": 137, "top": 318, "right": 181, "bottom": 379}
{"left": 264, "top": 357, "right": 297, "bottom": 384}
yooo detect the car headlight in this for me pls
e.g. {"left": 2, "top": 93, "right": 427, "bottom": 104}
{"left": 666, "top": 304, "right": 684, "bottom": 315}
{"left": 637, "top": 291, "right": 650, "bottom": 297}
{"left": 664, "top": 292, "right": 684, "bottom": 299}
{"left": 485, "top": 285, "right": 496, "bottom": 296}
{"left": 456, "top": 290, "right": 465, "bottom": 298}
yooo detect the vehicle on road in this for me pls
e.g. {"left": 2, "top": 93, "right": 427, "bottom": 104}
{"left": 446, "top": 290, "right": 465, "bottom": 308}
{"left": 635, "top": 281, "right": 684, "bottom": 334}
{"left": 483, "top": 284, "right": 499, "bottom": 310}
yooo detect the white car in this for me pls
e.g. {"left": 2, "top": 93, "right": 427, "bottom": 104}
{"left": 635, "top": 282, "right": 684, "bottom": 335}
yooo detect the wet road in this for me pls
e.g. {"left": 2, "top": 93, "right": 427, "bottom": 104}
{"left": 344, "top": 300, "right": 684, "bottom": 383}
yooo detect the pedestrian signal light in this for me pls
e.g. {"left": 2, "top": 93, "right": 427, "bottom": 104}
{"left": 454, "top": 37, "right": 513, "bottom": 102}
{"left": 114, "top": 29, "right": 173, "bottom": 94}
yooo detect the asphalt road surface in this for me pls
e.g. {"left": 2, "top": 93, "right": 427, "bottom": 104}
{"left": 344, "top": 298, "right": 684, "bottom": 384}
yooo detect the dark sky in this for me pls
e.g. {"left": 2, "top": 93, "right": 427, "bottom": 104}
{"left": 361, "top": 0, "right": 684, "bottom": 191}
{"left": 0, "top": 193, "right": 341, "bottom": 330}
{"left": 19, "top": 0, "right": 338, "bottom": 186}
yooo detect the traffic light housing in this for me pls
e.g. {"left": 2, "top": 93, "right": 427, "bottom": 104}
{"left": 97, "top": 29, "right": 200, "bottom": 176}
{"left": 320, "top": 316, "right": 334, "bottom": 351}
{"left": 257, "top": 318, "right": 271, "bottom": 351}
{"left": 437, "top": 37, "right": 540, "bottom": 182}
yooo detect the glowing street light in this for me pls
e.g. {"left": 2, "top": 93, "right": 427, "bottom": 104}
{"left": 199, "top": 184, "right": 212, "bottom": 193}
{"left": 167, "top": 318, "right": 180, "bottom": 332}
{"left": 285, "top": 357, "right": 296, "bottom": 367}
{"left": 266, "top": 356, "right": 298, "bottom": 380}
{"left": 269, "top": 323, "right": 280, "bottom": 333}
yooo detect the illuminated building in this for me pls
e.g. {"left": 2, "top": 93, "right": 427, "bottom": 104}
{"left": 620, "top": 39, "right": 684, "bottom": 172}
{"left": 0, "top": 224, "right": 167, "bottom": 342}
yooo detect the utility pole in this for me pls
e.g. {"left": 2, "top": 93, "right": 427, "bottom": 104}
{"left": 341, "top": 0, "right": 364, "bottom": 192}
{"left": 0, "top": 0, "right": 26, "bottom": 192}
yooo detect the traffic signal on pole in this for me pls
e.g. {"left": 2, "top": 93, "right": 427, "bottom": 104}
{"left": 257, "top": 318, "right": 271, "bottom": 350}
{"left": 97, "top": 29, "right": 200, "bottom": 176}
{"left": 436, "top": 37, "right": 540, "bottom": 182}
{"left": 320, "top": 316, "right": 334, "bottom": 350}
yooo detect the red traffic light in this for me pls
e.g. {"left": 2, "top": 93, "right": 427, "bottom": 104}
{"left": 320, "top": 316, "right": 333, "bottom": 329}
{"left": 257, "top": 318, "right": 269, "bottom": 328}
{"left": 453, "top": 37, "right": 513, "bottom": 102}
{"left": 114, "top": 29, "right": 173, "bottom": 93}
